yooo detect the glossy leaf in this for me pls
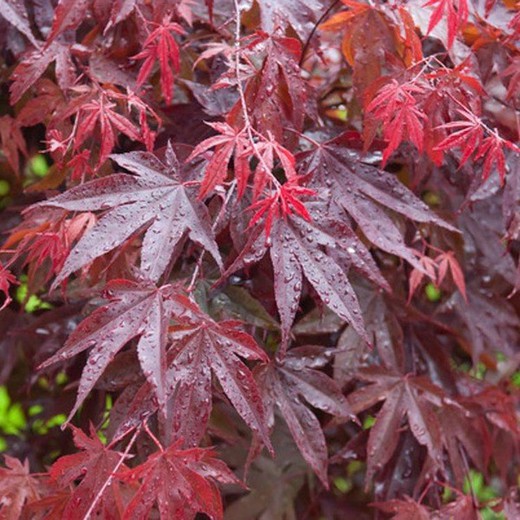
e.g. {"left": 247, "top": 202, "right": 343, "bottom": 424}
{"left": 118, "top": 442, "right": 239, "bottom": 520}
{"left": 41, "top": 144, "right": 222, "bottom": 285}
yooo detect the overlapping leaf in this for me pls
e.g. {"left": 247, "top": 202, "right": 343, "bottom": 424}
{"left": 166, "top": 296, "right": 272, "bottom": 450}
{"left": 117, "top": 442, "right": 238, "bottom": 520}
{"left": 48, "top": 425, "right": 128, "bottom": 520}
{"left": 133, "top": 18, "right": 185, "bottom": 104}
{"left": 299, "top": 136, "right": 457, "bottom": 269}
{"left": 226, "top": 208, "right": 381, "bottom": 347}
{"left": 39, "top": 279, "right": 178, "bottom": 420}
{"left": 10, "top": 40, "right": 76, "bottom": 104}
{"left": 348, "top": 366, "right": 445, "bottom": 482}
{"left": 0, "top": 0, "right": 38, "bottom": 46}
{"left": 255, "top": 346, "right": 354, "bottom": 486}
{"left": 0, "top": 456, "right": 40, "bottom": 519}
{"left": 229, "top": 34, "right": 307, "bottom": 140}
{"left": 254, "top": 0, "right": 327, "bottom": 38}
{"left": 41, "top": 144, "right": 222, "bottom": 285}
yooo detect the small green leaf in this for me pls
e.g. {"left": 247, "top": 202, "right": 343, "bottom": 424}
{"left": 363, "top": 415, "right": 376, "bottom": 430}
{"left": 55, "top": 372, "right": 68, "bottom": 386}
{"left": 15, "top": 283, "right": 53, "bottom": 312}
{"left": 422, "top": 191, "right": 441, "bottom": 207}
{"left": 0, "top": 387, "right": 26, "bottom": 435}
{"left": 28, "top": 404, "right": 44, "bottom": 417}
{"left": 0, "top": 179, "right": 10, "bottom": 197}
{"left": 333, "top": 476, "right": 351, "bottom": 493}
{"left": 30, "top": 155, "right": 50, "bottom": 177}
{"left": 425, "top": 283, "right": 442, "bottom": 302}
{"left": 46, "top": 414, "right": 67, "bottom": 428}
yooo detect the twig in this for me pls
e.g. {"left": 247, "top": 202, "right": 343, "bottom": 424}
{"left": 232, "top": 0, "right": 280, "bottom": 189}
{"left": 82, "top": 426, "right": 140, "bottom": 520}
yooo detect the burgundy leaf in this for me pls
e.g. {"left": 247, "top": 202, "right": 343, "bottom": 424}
{"left": 167, "top": 297, "right": 272, "bottom": 450}
{"left": 40, "top": 144, "right": 222, "bottom": 285}
{"left": 0, "top": 0, "right": 38, "bottom": 46}
{"left": 300, "top": 136, "right": 457, "bottom": 270}
{"left": 117, "top": 441, "right": 239, "bottom": 520}
{"left": 256, "top": 346, "right": 354, "bottom": 486}
{"left": 48, "top": 425, "right": 128, "bottom": 520}
{"left": 39, "top": 280, "right": 178, "bottom": 419}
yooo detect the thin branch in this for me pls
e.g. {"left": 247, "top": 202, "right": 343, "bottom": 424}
{"left": 299, "top": 0, "right": 341, "bottom": 68}
{"left": 82, "top": 426, "right": 140, "bottom": 520}
{"left": 232, "top": 0, "right": 280, "bottom": 190}
{"left": 187, "top": 180, "right": 237, "bottom": 292}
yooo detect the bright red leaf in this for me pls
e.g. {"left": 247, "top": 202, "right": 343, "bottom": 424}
{"left": 366, "top": 79, "right": 427, "bottom": 165}
{"left": 0, "top": 263, "right": 17, "bottom": 311}
{"left": 423, "top": 0, "right": 469, "bottom": 48}
{"left": 48, "top": 425, "right": 128, "bottom": 520}
{"left": 117, "top": 441, "right": 239, "bottom": 520}
{"left": 133, "top": 17, "right": 185, "bottom": 105}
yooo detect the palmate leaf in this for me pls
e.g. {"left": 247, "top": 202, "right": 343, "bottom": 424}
{"left": 41, "top": 144, "right": 222, "bottom": 285}
{"left": 226, "top": 206, "right": 383, "bottom": 347}
{"left": 255, "top": 346, "right": 354, "bottom": 487}
{"left": 101, "top": 297, "right": 272, "bottom": 451}
{"left": 228, "top": 34, "right": 308, "bottom": 140}
{"left": 0, "top": 456, "right": 40, "bottom": 519}
{"left": 47, "top": 0, "right": 90, "bottom": 43}
{"left": 166, "top": 296, "right": 272, "bottom": 451}
{"left": 299, "top": 136, "right": 457, "bottom": 270}
{"left": 10, "top": 39, "right": 76, "bottom": 104}
{"left": 0, "top": 0, "right": 38, "bottom": 47}
{"left": 348, "top": 366, "right": 445, "bottom": 483}
{"left": 117, "top": 442, "right": 239, "bottom": 520}
{"left": 39, "top": 279, "right": 179, "bottom": 420}
{"left": 48, "top": 425, "right": 128, "bottom": 520}
{"left": 133, "top": 17, "right": 185, "bottom": 105}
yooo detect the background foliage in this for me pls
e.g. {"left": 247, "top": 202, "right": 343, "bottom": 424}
{"left": 0, "top": 0, "right": 519, "bottom": 518}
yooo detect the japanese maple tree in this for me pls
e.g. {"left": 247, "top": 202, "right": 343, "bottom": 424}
{"left": 0, "top": 0, "right": 519, "bottom": 518}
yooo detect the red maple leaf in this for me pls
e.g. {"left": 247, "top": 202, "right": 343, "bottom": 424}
{"left": 186, "top": 122, "right": 251, "bottom": 199}
{"left": 255, "top": 346, "right": 354, "bottom": 487}
{"left": 10, "top": 39, "right": 77, "bottom": 104}
{"left": 166, "top": 295, "right": 272, "bottom": 450}
{"left": 72, "top": 93, "right": 142, "bottom": 167}
{"left": 436, "top": 108, "right": 518, "bottom": 183}
{"left": 0, "top": 263, "right": 17, "bottom": 311}
{"left": 40, "top": 144, "right": 222, "bottom": 285}
{"left": 0, "top": 456, "right": 41, "bottom": 519}
{"left": 348, "top": 366, "right": 445, "bottom": 483}
{"left": 366, "top": 79, "right": 427, "bottom": 165}
{"left": 435, "top": 250, "right": 467, "bottom": 301}
{"left": 133, "top": 17, "right": 186, "bottom": 105}
{"left": 248, "top": 179, "right": 314, "bottom": 238}
{"left": 225, "top": 207, "right": 370, "bottom": 350}
{"left": 39, "top": 280, "right": 180, "bottom": 419}
{"left": 48, "top": 425, "right": 129, "bottom": 520}
{"left": 423, "top": 0, "right": 469, "bottom": 48}
{"left": 117, "top": 440, "right": 239, "bottom": 520}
